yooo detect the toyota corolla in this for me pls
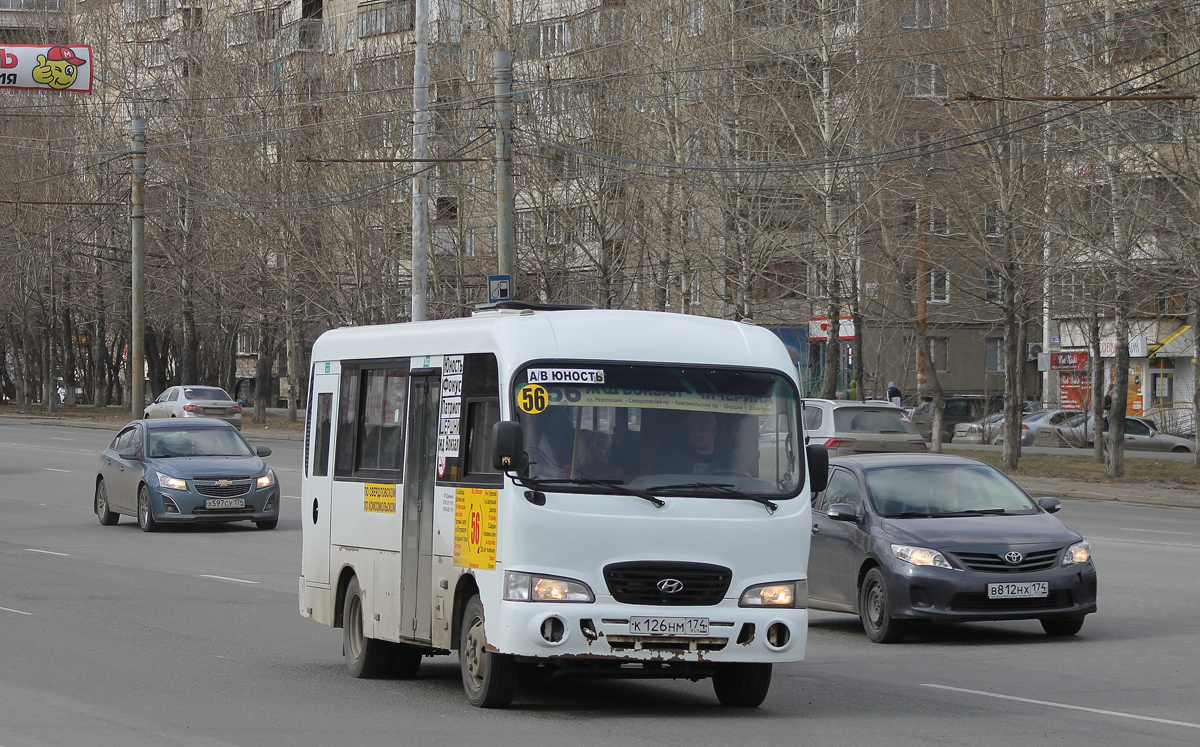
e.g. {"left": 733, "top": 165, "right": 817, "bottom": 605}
{"left": 808, "top": 454, "right": 1096, "bottom": 642}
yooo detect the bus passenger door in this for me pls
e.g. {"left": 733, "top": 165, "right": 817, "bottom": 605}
{"left": 401, "top": 371, "right": 439, "bottom": 642}
{"left": 302, "top": 374, "right": 338, "bottom": 587}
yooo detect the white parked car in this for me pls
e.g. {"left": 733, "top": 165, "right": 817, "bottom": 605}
{"left": 144, "top": 385, "right": 243, "bottom": 430}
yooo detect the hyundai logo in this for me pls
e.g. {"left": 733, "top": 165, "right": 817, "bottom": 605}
{"left": 1004, "top": 551, "right": 1023, "bottom": 565}
{"left": 657, "top": 578, "right": 684, "bottom": 594}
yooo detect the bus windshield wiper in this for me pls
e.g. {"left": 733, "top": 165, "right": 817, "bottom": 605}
{"left": 523, "top": 477, "right": 664, "bottom": 508}
{"left": 647, "top": 482, "right": 778, "bottom": 514}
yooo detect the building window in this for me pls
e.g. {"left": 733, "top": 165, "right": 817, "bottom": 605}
{"left": 683, "top": 0, "right": 704, "bottom": 37}
{"left": 901, "top": 0, "right": 947, "bottom": 29}
{"left": 908, "top": 62, "right": 946, "bottom": 99}
{"left": 910, "top": 337, "right": 949, "bottom": 372}
{"left": 236, "top": 329, "right": 258, "bottom": 356}
{"left": 465, "top": 49, "right": 477, "bottom": 82}
{"left": 144, "top": 41, "right": 166, "bottom": 67}
{"left": 984, "top": 269, "right": 1003, "bottom": 305}
{"left": 358, "top": 0, "right": 414, "bottom": 39}
{"left": 929, "top": 268, "right": 950, "bottom": 304}
{"left": 984, "top": 203, "right": 1003, "bottom": 237}
{"left": 986, "top": 338, "right": 1005, "bottom": 373}
{"left": 928, "top": 204, "right": 949, "bottom": 234}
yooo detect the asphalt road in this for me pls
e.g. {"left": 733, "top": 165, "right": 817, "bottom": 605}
{"left": 2, "top": 418, "right": 1199, "bottom": 747}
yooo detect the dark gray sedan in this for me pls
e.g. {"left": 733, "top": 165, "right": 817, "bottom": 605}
{"left": 809, "top": 454, "right": 1096, "bottom": 643}
{"left": 94, "top": 419, "right": 279, "bottom": 532}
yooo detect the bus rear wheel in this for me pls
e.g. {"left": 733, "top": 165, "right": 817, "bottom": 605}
{"left": 712, "top": 662, "right": 773, "bottom": 707}
{"left": 459, "top": 595, "right": 518, "bottom": 708}
{"left": 342, "top": 576, "right": 393, "bottom": 678}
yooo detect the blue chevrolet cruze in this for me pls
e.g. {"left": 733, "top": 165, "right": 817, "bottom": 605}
{"left": 94, "top": 418, "right": 279, "bottom": 532}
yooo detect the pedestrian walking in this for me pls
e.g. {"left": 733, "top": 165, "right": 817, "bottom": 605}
{"left": 887, "top": 381, "right": 902, "bottom": 408}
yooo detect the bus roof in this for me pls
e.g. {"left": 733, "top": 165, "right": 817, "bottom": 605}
{"left": 310, "top": 309, "right": 795, "bottom": 379}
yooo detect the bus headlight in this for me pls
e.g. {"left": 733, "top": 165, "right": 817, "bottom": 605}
{"left": 739, "top": 580, "right": 806, "bottom": 608}
{"left": 504, "top": 571, "right": 594, "bottom": 603}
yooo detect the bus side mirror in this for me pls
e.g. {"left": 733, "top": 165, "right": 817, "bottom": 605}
{"left": 492, "top": 421, "right": 527, "bottom": 473}
{"left": 806, "top": 444, "right": 829, "bottom": 494}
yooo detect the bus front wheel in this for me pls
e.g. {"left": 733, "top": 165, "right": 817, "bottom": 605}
{"left": 342, "top": 576, "right": 393, "bottom": 678}
{"left": 459, "top": 595, "right": 518, "bottom": 708}
{"left": 712, "top": 662, "right": 773, "bottom": 707}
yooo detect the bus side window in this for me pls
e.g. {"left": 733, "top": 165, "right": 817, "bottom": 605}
{"left": 461, "top": 353, "right": 500, "bottom": 480}
{"left": 356, "top": 366, "right": 408, "bottom": 474}
{"left": 312, "top": 393, "right": 333, "bottom": 477}
{"left": 334, "top": 368, "right": 360, "bottom": 477}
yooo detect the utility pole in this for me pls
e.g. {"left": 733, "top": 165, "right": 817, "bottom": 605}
{"left": 410, "top": 0, "right": 430, "bottom": 322}
{"left": 493, "top": 50, "right": 515, "bottom": 292}
{"left": 130, "top": 118, "right": 146, "bottom": 417}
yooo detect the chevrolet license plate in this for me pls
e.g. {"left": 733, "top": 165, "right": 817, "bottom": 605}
{"left": 205, "top": 498, "right": 245, "bottom": 510}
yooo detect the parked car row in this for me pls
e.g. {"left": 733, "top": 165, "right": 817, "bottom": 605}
{"left": 1050, "top": 413, "right": 1193, "bottom": 453}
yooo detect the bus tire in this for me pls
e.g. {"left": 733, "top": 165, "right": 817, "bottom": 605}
{"left": 459, "top": 595, "right": 518, "bottom": 708}
{"left": 342, "top": 576, "right": 393, "bottom": 678}
{"left": 712, "top": 662, "right": 773, "bottom": 707}
{"left": 391, "top": 644, "right": 423, "bottom": 679}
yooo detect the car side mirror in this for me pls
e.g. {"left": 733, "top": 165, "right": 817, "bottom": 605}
{"left": 1038, "top": 496, "right": 1061, "bottom": 513}
{"left": 256, "top": 445, "right": 272, "bottom": 457}
{"left": 118, "top": 447, "right": 140, "bottom": 460}
{"left": 806, "top": 444, "right": 829, "bottom": 494}
{"left": 826, "top": 503, "right": 858, "bottom": 522}
{"left": 492, "top": 421, "right": 528, "bottom": 473}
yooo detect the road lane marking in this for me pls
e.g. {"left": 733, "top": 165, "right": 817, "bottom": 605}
{"left": 1119, "top": 527, "right": 1191, "bottom": 535}
{"left": 198, "top": 574, "right": 259, "bottom": 585}
{"left": 285, "top": 495, "right": 301, "bottom": 500}
{"left": 0, "top": 606, "right": 32, "bottom": 616}
{"left": 922, "top": 684, "right": 1200, "bottom": 730}
{"left": 26, "top": 548, "right": 71, "bottom": 557}
{"left": 50, "top": 437, "right": 75, "bottom": 441}
{"left": 42, "top": 468, "right": 71, "bottom": 473}
{"left": 1089, "top": 536, "right": 1200, "bottom": 550}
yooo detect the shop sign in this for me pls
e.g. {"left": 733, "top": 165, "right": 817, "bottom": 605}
{"left": 1100, "top": 337, "right": 1148, "bottom": 358}
{"left": 809, "top": 316, "right": 855, "bottom": 341}
{"left": 1049, "top": 352, "right": 1089, "bottom": 371}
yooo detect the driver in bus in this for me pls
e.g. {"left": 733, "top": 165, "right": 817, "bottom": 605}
{"left": 659, "top": 412, "right": 746, "bottom": 475}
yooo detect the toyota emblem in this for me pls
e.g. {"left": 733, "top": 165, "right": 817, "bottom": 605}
{"left": 1004, "top": 551, "right": 1023, "bottom": 565}
{"left": 656, "top": 578, "right": 684, "bottom": 594}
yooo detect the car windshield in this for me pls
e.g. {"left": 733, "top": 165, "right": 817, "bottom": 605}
{"left": 832, "top": 408, "right": 919, "bottom": 434}
{"left": 147, "top": 426, "right": 253, "bottom": 457}
{"left": 513, "top": 362, "right": 802, "bottom": 497}
{"left": 182, "top": 387, "right": 231, "bottom": 401}
{"left": 864, "top": 463, "right": 1038, "bottom": 517}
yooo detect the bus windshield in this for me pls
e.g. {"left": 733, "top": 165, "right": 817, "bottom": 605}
{"left": 513, "top": 362, "right": 802, "bottom": 498}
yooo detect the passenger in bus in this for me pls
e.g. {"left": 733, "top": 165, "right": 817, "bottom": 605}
{"left": 566, "top": 430, "right": 623, "bottom": 481}
{"left": 658, "top": 412, "right": 746, "bottom": 475}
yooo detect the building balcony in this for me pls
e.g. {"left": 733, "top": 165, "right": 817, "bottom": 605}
{"left": 280, "top": 18, "right": 324, "bottom": 56}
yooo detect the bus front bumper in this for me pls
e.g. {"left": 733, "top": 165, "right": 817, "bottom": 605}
{"left": 490, "top": 600, "right": 808, "bottom": 664}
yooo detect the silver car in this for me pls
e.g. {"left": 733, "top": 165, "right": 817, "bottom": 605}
{"left": 144, "top": 385, "right": 243, "bottom": 430}
{"left": 801, "top": 399, "right": 927, "bottom": 457}
{"left": 1052, "top": 414, "right": 1193, "bottom": 452}
{"left": 957, "top": 409, "right": 1081, "bottom": 446}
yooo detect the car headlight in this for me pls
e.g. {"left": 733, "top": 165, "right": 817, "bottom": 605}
{"left": 156, "top": 472, "right": 187, "bottom": 491}
{"left": 739, "top": 580, "right": 806, "bottom": 608}
{"left": 891, "top": 543, "right": 954, "bottom": 569}
{"left": 1062, "top": 540, "right": 1091, "bottom": 566}
{"left": 256, "top": 470, "right": 276, "bottom": 489}
{"left": 503, "top": 571, "right": 594, "bottom": 602}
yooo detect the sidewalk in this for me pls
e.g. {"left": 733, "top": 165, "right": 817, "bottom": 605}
{"left": 1011, "top": 475, "right": 1200, "bottom": 510}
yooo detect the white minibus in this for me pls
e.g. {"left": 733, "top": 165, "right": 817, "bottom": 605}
{"left": 299, "top": 303, "right": 826, "bottom": 707}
